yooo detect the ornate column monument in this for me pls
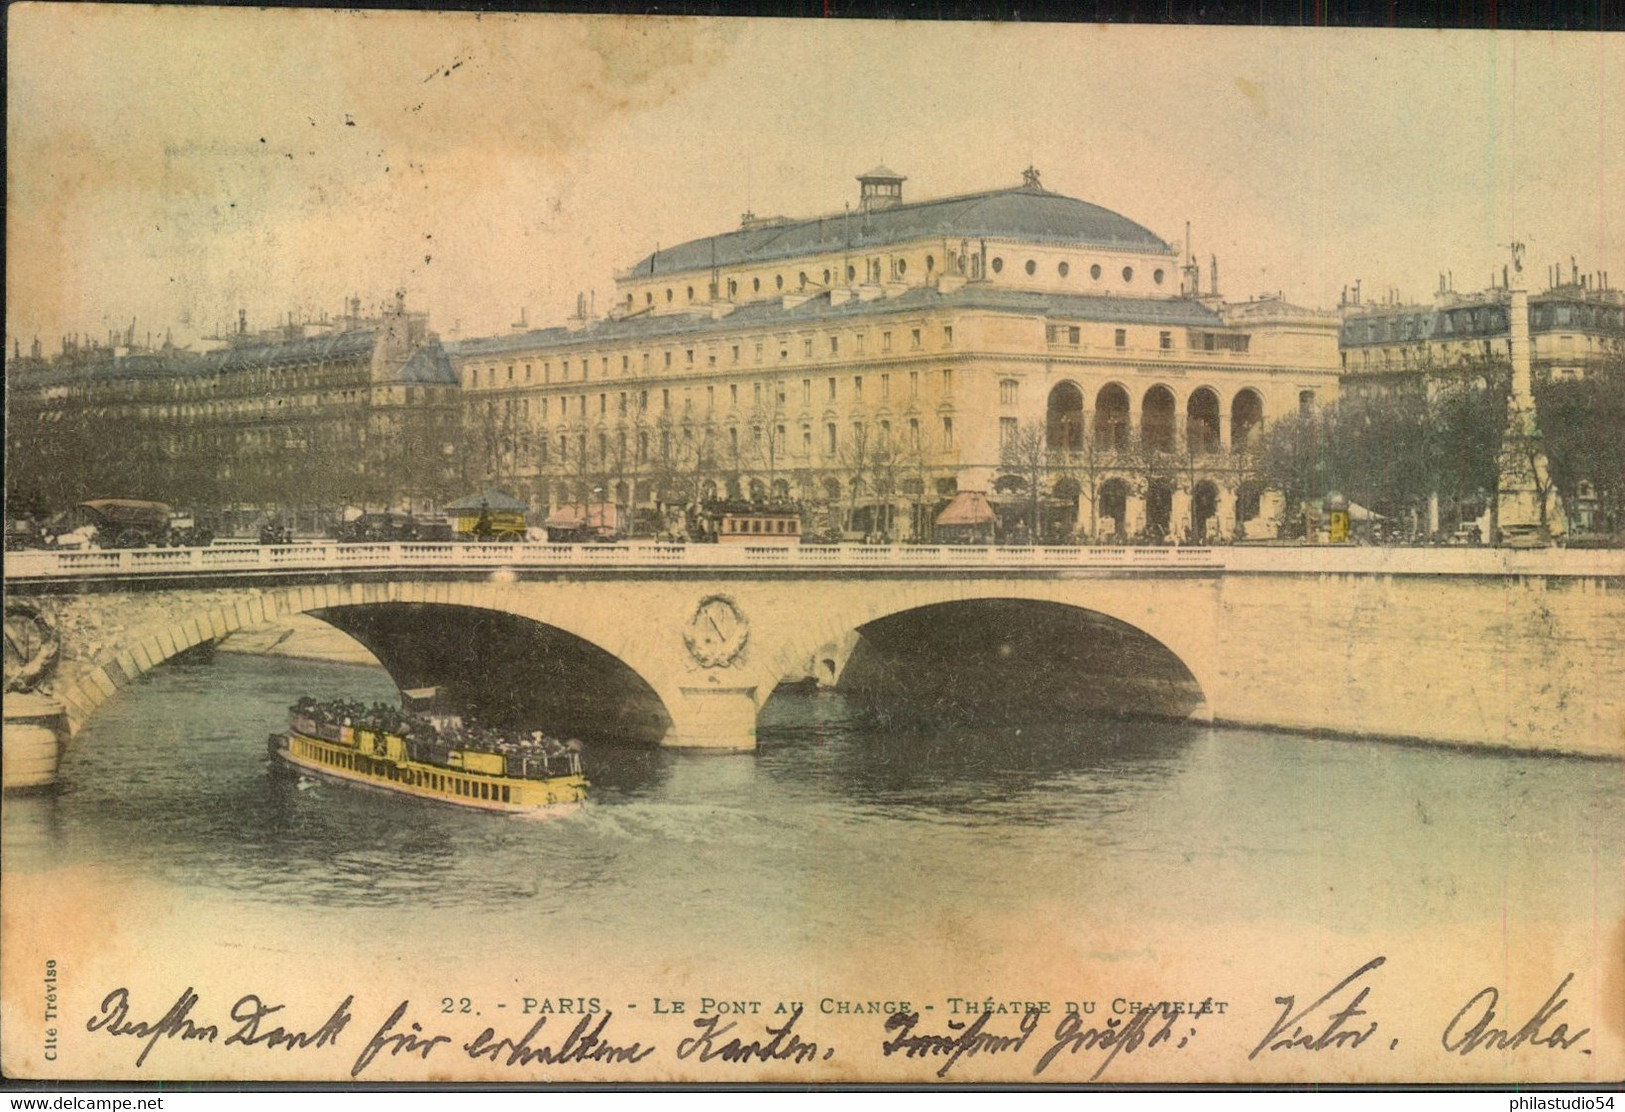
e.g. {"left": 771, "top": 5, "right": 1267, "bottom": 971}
{"left": 1495, "top": 242, "right": 1561, "bottom": 546}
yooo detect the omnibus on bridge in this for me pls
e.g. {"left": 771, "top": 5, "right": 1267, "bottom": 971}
{"left": 716, "top": 508, "right": 802, "bottom": 545}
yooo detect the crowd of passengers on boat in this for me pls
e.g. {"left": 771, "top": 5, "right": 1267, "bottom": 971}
{"left": 288, "top": 696, "right": 583, "bottom": 778}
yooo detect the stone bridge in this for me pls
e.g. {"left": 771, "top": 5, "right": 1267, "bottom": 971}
{"left": 4, "top": 543, "right": 1623, "bottom": 760}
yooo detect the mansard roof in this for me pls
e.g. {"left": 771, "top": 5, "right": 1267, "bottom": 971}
{"left": 625, "top": 186, "right": 1175, "bottom": 278}
{"left": 206, "top": 328, "right": 377, "bottom": 372}
{"left": 450, "top": 286, "right": 1223, "bottom": 359}
{"left": 392, "top": 339, "right": 458, "bottom": 385}
{"left": 17, "top": 327, "right": 458, "bottom": 386}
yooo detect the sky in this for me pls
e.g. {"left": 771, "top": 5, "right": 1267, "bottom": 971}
{"left": 7, "top": 8, "right": 1623, "bottom": 354}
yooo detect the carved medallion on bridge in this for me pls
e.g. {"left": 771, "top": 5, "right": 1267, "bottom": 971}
{"left": 4, "top": 599, "right": 59, "bottom": 694}
{"left": 683, "top": 595, "right": 749, "bottom": 668}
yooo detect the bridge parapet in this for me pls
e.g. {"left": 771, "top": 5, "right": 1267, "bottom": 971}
{"left": 7, "top": 542, "right": 1623, "bottom": 584}
{"left": 3, "top": 542, "right": 1220, "bottom": 580}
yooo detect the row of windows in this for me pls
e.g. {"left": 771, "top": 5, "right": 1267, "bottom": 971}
{"left": 1351, "top": 303, "right": 1625, "bottom": 345}
{"left": 721, "top": 516, "right": 800, "bottom": 535}
{"left": 524, "top": 414, "right": 957, "bottom": 466}
{"left": 33, "top": 377, "right": 424, "bottom": 413}
{"left": 1045, "top": 325, "right": 1250, "bottom": 353}
{"left": 530, "top": 474, "right": 962, "bottom": 509}
{"left": 627, "top": 248, "right": 1171, "bottom": 308}
{"left": 467, "top": 328, "right": 952, "bottom": 390}
{"left": 476, "top": 370, "right": 956, "bottom": 422}
{"left": 296, "top": 739, "right": 513, "bottom": 803}
{"left": 992, "top": 258, "right": 1165, "bottom": 286}
{"left": 27, "top": 359, "right": 378, "bottom": 405}
{"left": 160, "top": 360, "right": 370, "bottom": 399}
{"left": 635, "top": 256, "right": 939, "bottom": 307}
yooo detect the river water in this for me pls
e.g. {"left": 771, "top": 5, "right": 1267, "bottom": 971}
{"left": 9, "top": 652, "right": 1621, "bottom": 962}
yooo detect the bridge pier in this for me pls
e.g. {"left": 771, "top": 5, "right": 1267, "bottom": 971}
{"left": 2, "top": 693, "right": 68, "bottom": 792}
{"left": 662, "top": 684, "right": 761, "bottom": 750}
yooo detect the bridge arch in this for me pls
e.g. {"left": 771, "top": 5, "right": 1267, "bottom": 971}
{"left": 45, "top": 580, "right": 678, "bottom": 745}
{"left": 753, "top": 578, "right": 1217, "bottom": 729}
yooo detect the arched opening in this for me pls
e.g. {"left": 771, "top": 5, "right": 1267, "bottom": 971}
{"left": 1142, "top": 386, "right": 1176, "bottom": 453}
{"left": 748, "top": 478, "right": 768, "bottom": 502}
{"left": 1192, "top": 480, "right": 1219, "bottom": 541}
{"left": 1187, "top": 388, "right": 1220, "bottom": 455}
{"left": 1231, "top": 389, "right": 1264, "bottom": 451}
{"left": 1099, "top": 478, "right": 1129, "bottom": 538}
{"left": 771, "top": 478, "right": 791, "bottom": 501}
{"left": 1094, "top": 384, "right": 1131, "bottom": 451}
{"left": 310, "top": 604, "right": 672, "bottom": 746}
{"left": 1145, "top": 478, "right": 1173, "bottom": 537}
{"left": 823, "top": 477, "right": 842, "bottom": 502}
{"left": 839, "top": 599, "right": 1205, "bottom": 728}
{"left": 1046, "top": 382, "right": 1084, "bottom": 452}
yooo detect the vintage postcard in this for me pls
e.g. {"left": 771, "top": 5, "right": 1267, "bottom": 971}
{"left": 4, "top": 6, "right": 1622, "bottom": 1086}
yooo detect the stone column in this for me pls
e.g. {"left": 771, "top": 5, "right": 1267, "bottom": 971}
{"left": 1125, "top": 494, "right": 1146, "bottom": 536}
{"left": 1259, "top": 489, "right": 1286, "bottom": 537}
{"left": 1215, "top": 486, "right": 1237, "bottom": 540}
{"left": 1171, "top": 489, "right": 1193, "bottom": 541}
{"left": 1496, "top": 287, "right": 1559, "bottom": 543}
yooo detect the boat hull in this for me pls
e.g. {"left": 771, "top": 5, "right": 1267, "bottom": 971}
{"left": 274, "top": 730, "right": 585, "bottom": 817}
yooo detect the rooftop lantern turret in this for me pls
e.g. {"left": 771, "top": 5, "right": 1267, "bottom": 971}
{"left": 857, "top": 165, "right": 906, "bottom": 212}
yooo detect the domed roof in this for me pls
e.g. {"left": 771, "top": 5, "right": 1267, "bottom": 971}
{"left": 627, "top": 185, "right": 1173, "bottom": 277}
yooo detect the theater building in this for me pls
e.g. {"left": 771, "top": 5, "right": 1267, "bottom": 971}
{"left": 452, "top": 167, "right": 1340, "bottom": 541}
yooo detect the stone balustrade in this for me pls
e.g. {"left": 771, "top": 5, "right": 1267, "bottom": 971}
{"left": 7, "top": 541, "right": 1622, "bottom": 582}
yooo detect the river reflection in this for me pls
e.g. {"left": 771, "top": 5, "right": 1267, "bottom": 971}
{"left": 6, "top": 654, "right": 1622, "bottom": 950}
{"left": 758, "top": 699, "right": 1199, "bottom": 826}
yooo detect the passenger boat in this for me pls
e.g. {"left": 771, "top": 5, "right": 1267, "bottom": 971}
{"left": 269, "top": 688, "right": 586, "bottom": 816}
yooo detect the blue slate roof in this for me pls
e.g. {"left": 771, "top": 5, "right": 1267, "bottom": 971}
{"left": 449, "top": 285, "right": 1221, "bottom": 359}
{"left": 208, "top": 329, "right": 376, "bottom": 372}
{"left": 393, "top": 339, "right": 458, "bottom": 384}
{"left": 18, "top": 327, "right": 458, "bottom": 386}
{"left": 625, "top": 186, "right": 1175, "bottom": 277}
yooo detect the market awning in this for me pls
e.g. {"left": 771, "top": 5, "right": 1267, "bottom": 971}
{"left": 935, "top": 491, "right": 996, "bottom": 527}
{"left": 544, "top": 502, "right": 619, "bottom": 530}
{"left": 77, "top": 499, "right": 172, "bottom": 528}
{"left": 444, "top": 489, "right": 528, "bottom": 513}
